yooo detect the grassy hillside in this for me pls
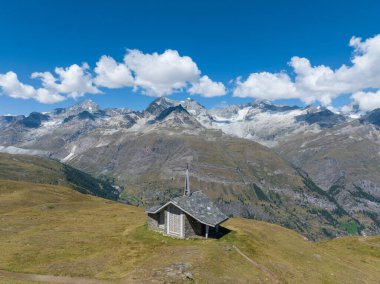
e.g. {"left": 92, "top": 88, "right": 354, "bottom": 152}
{"left": 0, "top": 180, "right": 379, "bottom": 283}
{"left": 0, "top": 153, "right": 118, "bottom": 200}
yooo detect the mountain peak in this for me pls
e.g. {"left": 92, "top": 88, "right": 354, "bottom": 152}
{"left": 155, "top": 104, "right": 189, "bottom": 121}
{"left": 67, "top": 99, "right": 100, "bottom": 115}
{"left": 151, "top": 104, "right": 203, "bottom": 130}
{"left": 295, "top": 108, "right": 346, "bottom": 128}
{"left": 248, "top": 99, "right": 300, "bottom": 112}
{"left": 359, "top": 108, "right": 380, "bottom": 127}
{"left": 153, "top": 96, "right": 176, "bottom": 106}
{"left": 76, "top": 99, "right": 99, "bottom": 110}
{"left": 145, "top": 96, "right": 178, "bottom": 116}
{"left": 304, "top": 105, "right": 325, "bottom": 113}
{"left": 251, "top": 99, "right": 273, "bottom": 105}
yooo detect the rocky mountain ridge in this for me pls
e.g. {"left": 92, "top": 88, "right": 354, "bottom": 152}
{"left": 1, "top": 97, "right": 371, "bottom": 147}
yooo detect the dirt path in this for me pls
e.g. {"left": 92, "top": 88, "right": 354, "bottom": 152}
{"left": 232, "top": 245, "right": 281, "bottom": 283}
{"left": 0, "top": 270, "right": 106, "bottom": 284}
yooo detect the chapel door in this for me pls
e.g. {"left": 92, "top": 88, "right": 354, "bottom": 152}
{"left": 167, "top": 205, "right": 182, "bottom": 237}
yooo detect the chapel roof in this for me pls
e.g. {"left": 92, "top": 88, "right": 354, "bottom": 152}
{"left": 146, "top": 191, "right": 228, "bottom": 227}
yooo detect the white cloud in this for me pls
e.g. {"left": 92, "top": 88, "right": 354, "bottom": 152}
{"left": 32, "top": 63, "right": 101, "bottom": 99}
{"left": 188, "top": 75, "right": 226, "bottom": 97}
{"left": 0, "top": 71, "right": 36, "bottom": 99}
{"left": 351, "top": 90, "right": 380, "bottom": 112}
{"left": 0, "top": 71, "right": 65, "bottom": 104}
{"left": 289, "top": 56, "right": 346, "bottom": 106}
{"left": 5, "top": 36, "right": 380, "bottom": 107}
{"left": 124, "top": 49, "right": 200, "bottom": 96}
{"left": 94, "top": 55, "right": 134, "bottom": 88}
{"left": 336, "top": 36, "right": 380, "bottom": 90}
{"left": 234, "top": 72, "right": 297, "bottom": 100}
{"left": 234, "top": 34, "right": 380, "bottom": 108}
{"left": 1, "top": 49, "right": 226, "bottom": 104}
{"left": 34, "top": 88, "right": 66, "bottom": 104}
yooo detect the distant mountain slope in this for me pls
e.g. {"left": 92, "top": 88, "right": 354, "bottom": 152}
{"left": 360, "top": 108, "right": 380, "bottom": 127}
{"left": 0, "top": 153, "right": 118, "bottom": 200}
{"left": 205, "top": 101, "right": 348, "bottom": 147}
{"left": 0, "top": 180, "right": 379, "bottom": 283}
{"left": 277, "top": 118, "right": 380, "bottom": 235}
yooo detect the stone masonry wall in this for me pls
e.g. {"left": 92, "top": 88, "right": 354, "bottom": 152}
{"left": 184, "top": 214, "right": 203, "bottom": 237}
{"left": 148, "top": 210, "right": 166, "bottom": 233}
{"left": 147, "top": 213, "right": 159, "bottom": 231}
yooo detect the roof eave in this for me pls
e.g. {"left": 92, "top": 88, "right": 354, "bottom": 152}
{"left": 145, "top": 201, "right": 171, "bottom": 214}
{"left": 214, "top": 216, "right": 229, "bottom": 226}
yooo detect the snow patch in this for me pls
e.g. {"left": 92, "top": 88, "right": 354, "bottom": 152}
{"left": 349, "top": 114, "right": 361, "bottom": 119}
{"left": 42, "top": 120, "right": 62, "bottom": 127}
{"left": 234, "top": 107, "right": 250, "bottom": 121}
{"left": 62, "top": 145, "right": 77, "bottom": 162}
{"left": 96, "top": 141, "right": 109, "bottom": 148}
{"left": 208, "top": 108, "right": 310, "bottom": 147}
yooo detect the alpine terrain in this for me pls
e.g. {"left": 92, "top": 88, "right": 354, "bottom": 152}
{"left": 0, "top": 97, "right": 379, "bottom": 239}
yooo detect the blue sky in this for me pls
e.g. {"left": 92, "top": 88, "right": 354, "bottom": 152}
{"left": 1, "top": 0, "right": 380, "bottom": 115}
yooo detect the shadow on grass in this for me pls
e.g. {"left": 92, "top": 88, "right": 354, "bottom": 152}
{"left": 208, "top": 226, "right": 231, "bottom": 240}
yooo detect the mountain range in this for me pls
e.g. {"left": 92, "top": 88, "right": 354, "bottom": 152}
{"left": 1, "top": 97, "right": 379, "bottom": 239}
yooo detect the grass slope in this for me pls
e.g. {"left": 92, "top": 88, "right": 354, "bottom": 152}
{"left": 0, "top": 153, "right": 118, "bottom": 200}
{"left": 0, "top": 180, "right": 379, "bottom": 283}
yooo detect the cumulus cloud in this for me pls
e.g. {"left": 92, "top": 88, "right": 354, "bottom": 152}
{"left": 32, "top": 63, "right": 101, "bottom": 99}
{"left": 188, "top": 75, "right": 226, "bottom": 97}
{"left": 234, "top": 72, "right": 297, "bottom": 100}
{"left": 4, "top": 36, "right": 380, "bottom": 109}
{"left": 94, "top": 55, "right": 134, "bottom": 88}
{"left": 123, "top": 49, "right": 201, "bottom": 96}
{"left": 234, "top": 34, "right": 380, "bottom": 110}
{"left": 1, "top": 63, "right": 100, "bottom": 103}
{"left": 351, "top": 90, "right": 380, "bottom": 112}
{"left": 0, "top": 71, "right": 65, "bottom": 104}
{"left": 92, "top": 50, "right": 227, "bottom": 97}
{"left": 34, "top": 88, "right": 67, "bottom": 104}
{"left": 0, "top": 72, "right": 36, "bottom": 100}
{"left": 1, "top": 48, "right": 227, "bottom": 103}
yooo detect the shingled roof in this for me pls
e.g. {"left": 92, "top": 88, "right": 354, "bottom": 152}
{"left": 146, "top": 191, "right": 228, "bottom": 227}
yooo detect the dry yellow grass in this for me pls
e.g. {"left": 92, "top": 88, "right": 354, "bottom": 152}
{"left": 0, "top": 180, "right": 379, "bottom": 283}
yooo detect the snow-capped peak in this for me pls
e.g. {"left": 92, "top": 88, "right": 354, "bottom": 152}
{"left": 67, "top": 99, "right": 100, "bottom": 115}
{"left": 0, "top": 97, "right": 366, "bottom": 150}
{"left": 153, "top": 96, "right": 176, "bottom": 106}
